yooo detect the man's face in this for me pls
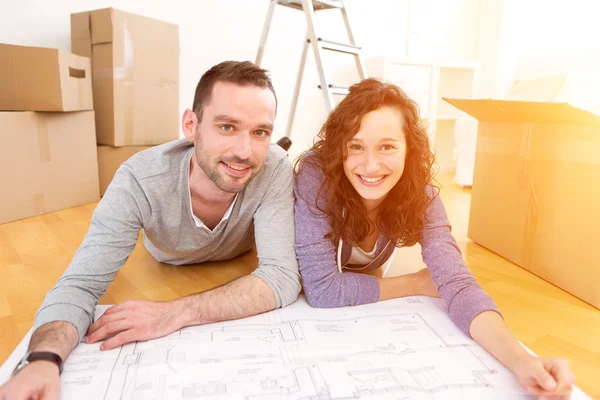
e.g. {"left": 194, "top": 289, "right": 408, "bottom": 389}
{"left": 194, "top": 81, "right": 276, "bottom": 193}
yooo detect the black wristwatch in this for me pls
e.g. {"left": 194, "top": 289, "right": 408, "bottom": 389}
{"left": 11, "top": 351, "right": 63, "bottom": 377}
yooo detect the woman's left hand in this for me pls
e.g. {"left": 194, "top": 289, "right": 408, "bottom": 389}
{"left": 411, "top": 268, "right": 440, "bottom": 298}
{"left": 512, "top": 355, "right": 575, "bottom": 399}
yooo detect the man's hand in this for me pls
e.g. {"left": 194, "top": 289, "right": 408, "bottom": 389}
{"left": 512, "top": 355, "right": 575, "bottom": 400}
{"left": 85, "top": 299, "right": 187, "bottom": 350}
{"left": 0, "top": 361, "right": 60, "bottom": 400}
{"left": 411, "top": 268, "right": 440, "bottom": 298}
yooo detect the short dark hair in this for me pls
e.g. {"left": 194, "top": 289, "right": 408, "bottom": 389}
{"left": 192, "top": 61, "right": 277, "bottom": 120}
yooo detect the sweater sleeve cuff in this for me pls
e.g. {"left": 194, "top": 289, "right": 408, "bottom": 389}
{"left": 447, "top": 285, "right": 503, "bottom": 338}
{"left": 354, "top": 274, "right": 380, "bottom": 306}
{"left": 252, "top": 266, "right": 301, "bottom": 309}
{"left": 34, "top": 303, "right": 94, "bottom": 343}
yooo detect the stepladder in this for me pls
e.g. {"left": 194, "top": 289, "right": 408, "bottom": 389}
{"left": 256, "top": 0, "right": 368, "bottom": 142}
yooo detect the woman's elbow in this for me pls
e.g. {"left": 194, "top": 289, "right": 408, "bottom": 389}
{"left": 304, "top": 287, "right": 339, "bottom": 308}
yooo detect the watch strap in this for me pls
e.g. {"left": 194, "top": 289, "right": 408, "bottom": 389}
{"left": 12, "top": 351, "right": 64, "bottom": 377}
{"left": 28, "top": 351, "right": 63, "bottom": 374}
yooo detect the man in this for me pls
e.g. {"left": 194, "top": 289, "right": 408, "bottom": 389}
{"left": 0, "top": 61, "right": 300, "bottom": 399}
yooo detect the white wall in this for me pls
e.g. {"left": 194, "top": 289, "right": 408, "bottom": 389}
{"left": 23, "top": 1, "right": 600, "bottom": 151}
{"left": 0, "top": 0, "right": 415, "bottom": 160}
{"left": 406, "top": 0, "right": 480, "bottom": 60}
{"left": 496, "top": 0, "right": 600, "bottom": 99}
{"left": 474, "top": 0, "right": 504, "bottom": 98}
{"left": 7, "top": 1, "right": 598, "bottom": 157}
{"left": 1, "top": 0, "right": 491, "bottom": 160}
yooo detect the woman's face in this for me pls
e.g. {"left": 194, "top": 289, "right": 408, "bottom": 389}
{"left": 343, "top": 106, "right": 407, "bottom": 206}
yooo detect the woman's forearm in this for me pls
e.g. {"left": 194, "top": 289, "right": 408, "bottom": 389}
{"left": 469, "top": 310, "right": 532, "bottom": 373}
{"left": 378, "top": 268, "right": 440, "bottom": 301}
{"left": 378, "top": 275, "right": 415, "bottom": 300}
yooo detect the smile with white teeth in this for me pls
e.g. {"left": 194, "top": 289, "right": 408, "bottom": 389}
{"left": 359, "top": 175, "right": 384, "bottom": 182}
{"left": 224, "top": 162, "right": 249, "bottom": 171}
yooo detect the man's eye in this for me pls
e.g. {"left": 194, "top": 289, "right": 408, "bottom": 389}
{"left": 221, "top": 125, "right": 233, "bottom": 132}
{"left": 255, "top": 130, "right": 269, "bottom": 138}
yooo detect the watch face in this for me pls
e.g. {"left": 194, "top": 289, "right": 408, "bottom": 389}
{"left": 12, "top": 356, "right": 30, "bottom": 377}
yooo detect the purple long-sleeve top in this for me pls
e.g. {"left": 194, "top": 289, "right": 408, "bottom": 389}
{"left": 294, "top": 157, "right": 501, "bottom": 337}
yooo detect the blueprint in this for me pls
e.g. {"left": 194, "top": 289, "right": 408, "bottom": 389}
{"left": 0, "top": 296, "right": 591, "bottom": 399}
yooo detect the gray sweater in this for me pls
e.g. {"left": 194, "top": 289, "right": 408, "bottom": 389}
{"left": 34, "top": 139, "right": 301, "bottom": 341}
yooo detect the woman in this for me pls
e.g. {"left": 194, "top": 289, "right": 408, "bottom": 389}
{"left": 294, "top": 78, "right": 574, "bottom": 398}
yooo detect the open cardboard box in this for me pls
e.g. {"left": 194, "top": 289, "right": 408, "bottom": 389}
{"left": 444, "top": 98, "right": 600, "bottom": 309}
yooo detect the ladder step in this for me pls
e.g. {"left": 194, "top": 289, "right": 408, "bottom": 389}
{"left": 277, "top": 0, "right": 343, "bottom": 11}
{"left": 318, "top": 84, "right": 349, "bottom": 95}
{"left": 317, "top": 38, "right": 360, "bottom": 55}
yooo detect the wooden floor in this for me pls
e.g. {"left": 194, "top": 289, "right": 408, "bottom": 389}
{"left": 0, "top": 172, "right": 599, "bottom": 397}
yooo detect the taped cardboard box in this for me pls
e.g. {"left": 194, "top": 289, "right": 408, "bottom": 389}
{"left": 97, "top": 145, "right": 153, "bottom": 195}
{"left": 71, "top": 8, "right": 179, "bottom": 146}
{"left": 0, "top": 111, "right": 100, "bottom": 224}
{"left": 0, "top": 43, "right": 93, "bottom": 112}
{"left": 444, "top": 98, "right": 600, "bottom": 309}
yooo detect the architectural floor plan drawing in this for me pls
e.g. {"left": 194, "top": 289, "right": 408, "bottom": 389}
{"left": 0, "top": 296, "right": 591, "bottom": 399}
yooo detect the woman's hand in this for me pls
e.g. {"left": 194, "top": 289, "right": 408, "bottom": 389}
{"left": 411, "top": 268, "right": 440, "bottom": 297}
{"left": 378, "top": 268, "right": 439, "bottom": 300}
{"left": 511, "top": 355, "right": 575, "bottom": 399}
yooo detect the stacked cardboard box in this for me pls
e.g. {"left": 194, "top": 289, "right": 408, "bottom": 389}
{"left": 444, "top": 98, "right": 600, "bottom": 309}
{"left": 1, "top": 9, "right": 179, "bottom": 221}
{"left": 0, "top": 43, "right": 100, "bottom": 224}
{"left": 71, "top": 8, "right": 180, "bottom": 195}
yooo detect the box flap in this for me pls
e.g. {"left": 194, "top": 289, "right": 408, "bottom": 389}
{"left": 0, "top": 44, "right": 20, "bottom": 108}
{"left": 90, "top": 8, "right": 114, "bottom": 45}
{"left": 443, "top": 98, "right": 600, "bottom": 126}
{"left": 70, "top": 12, "right": 92, "bottom": 57}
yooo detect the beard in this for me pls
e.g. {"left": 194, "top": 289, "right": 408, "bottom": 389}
{"left": 194, "top": 131, "right": 260, "bottom": 193}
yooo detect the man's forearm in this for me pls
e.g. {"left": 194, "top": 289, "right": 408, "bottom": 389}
{"left": 28, "top": 321, "right": 80, "bottom": 361}
{"left": 175, "top": 275, "right": 277, "bottom": 327}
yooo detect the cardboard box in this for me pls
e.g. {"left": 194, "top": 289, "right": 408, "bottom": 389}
{"left": 444, "top": 98, "right": 600, "bottom": 309}
{"left": 71, "top": 8, "right": 179, "bottom": 146}
{"left": 0, "top": 111, "right": 100, "bottom": 224}
{"left": 97, "top": 145, "right": 153, "bottom": 195}
{"left": 0, "top": 43, "right": 93, "bottom": 112}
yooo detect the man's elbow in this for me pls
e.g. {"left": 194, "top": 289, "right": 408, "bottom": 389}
{"left": 278, "top": 277, "right": 301, "bottom": 308}
{"left": 253, "top": 267, "right": 301, "bottom": 309}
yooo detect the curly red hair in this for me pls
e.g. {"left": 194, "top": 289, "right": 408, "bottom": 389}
{"left": 297, "top": 78, "right": 438, "bottom": 247}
